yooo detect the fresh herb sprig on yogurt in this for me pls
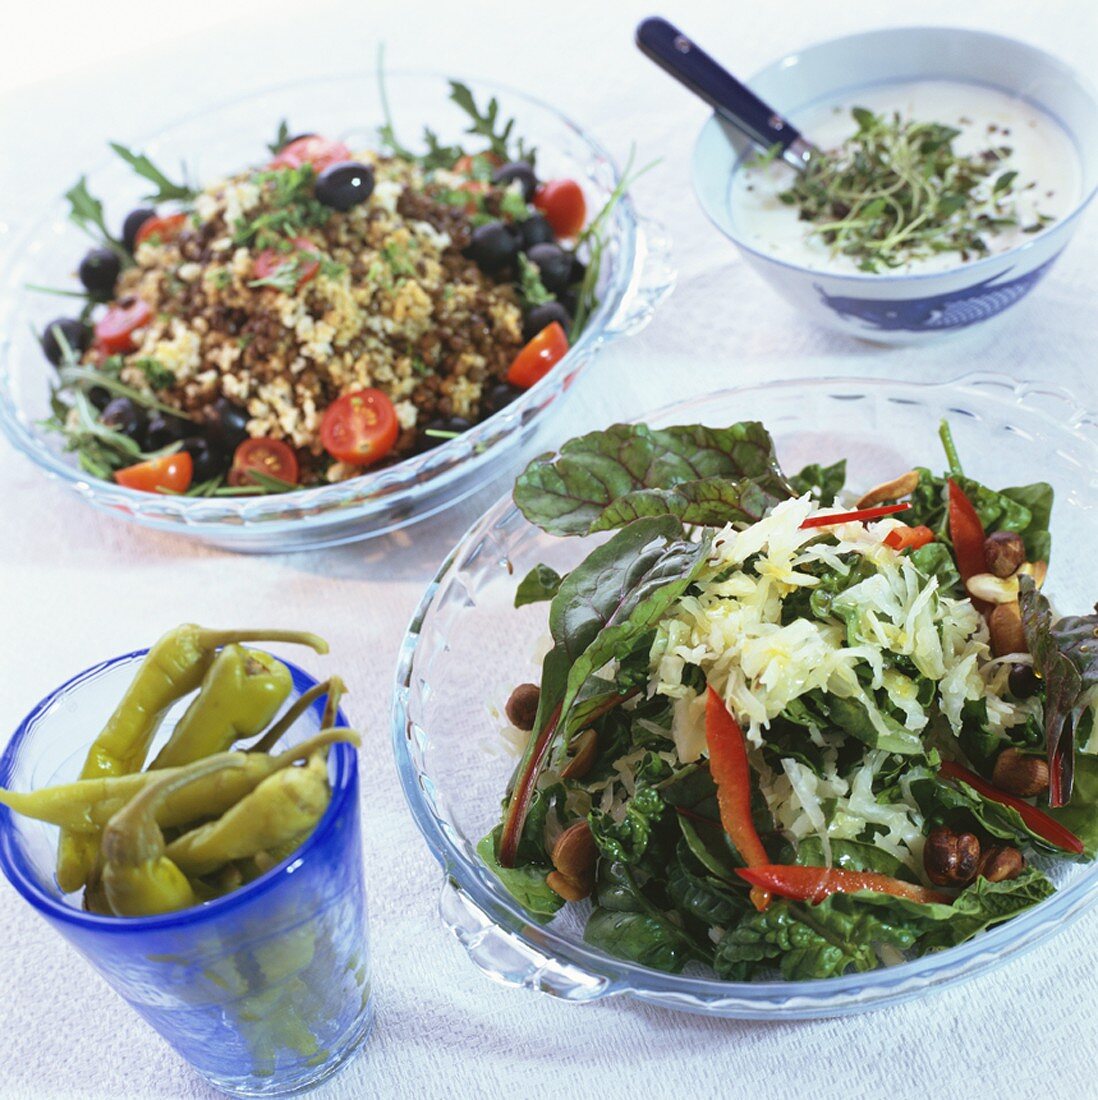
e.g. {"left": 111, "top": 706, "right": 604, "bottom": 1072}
{"left": 767, "top": 107, "right": 1053, "bottom": 272}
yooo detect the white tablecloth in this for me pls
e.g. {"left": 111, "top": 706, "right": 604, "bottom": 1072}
{"left": 1, "top": 2, "right": 1096, "bottom": 1097}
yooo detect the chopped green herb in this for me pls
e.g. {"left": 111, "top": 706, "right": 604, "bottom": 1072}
{"left": 133, "top": 358, "right": 176, "bottom": 391}
{"left": 517, "top": 254, "right": 555, "bottom": 308}
{"left": 769, "top": 108, "right": 1049, "bottom": 270}
{"left": 109, "top": 143, "right": 197, "bottom": 203}
{"left": 267, "top": 119, "right": 292, "bottom": 156}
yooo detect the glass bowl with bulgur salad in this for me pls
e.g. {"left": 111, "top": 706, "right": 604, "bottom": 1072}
{"left": 0, "top": 69, "right": 673, "bottom": 550}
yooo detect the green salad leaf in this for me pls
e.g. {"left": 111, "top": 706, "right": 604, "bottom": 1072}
{"left": 789, "top": 459, "right": 846, "bottom": 506}
{"left": 476, "top": 828, "right": 563, "bottom": 920}
{"left": 1048, "top": 753, "right": 1098, "bottom": 857}
{"left": 514, "top": 421, "right": 791, "bottom": 536}
{"left": 110, "top": 142, "right": 197, "bottom": 203}
{"left": 514, "top": 563, "right": 563, "bottom": 608}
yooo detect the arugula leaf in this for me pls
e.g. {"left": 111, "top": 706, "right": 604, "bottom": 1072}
{"left": 514, "top": 563, "right": 563, "bottom": 608}
{"left": 448, "top": 80, "right": 535, "bottom": 165}
{"left": 64, "top": 177, "right": 124, "bottom": 252}
{"left": 476, "top": 828, "right": 563, "bottom": 920}
{"left": 109, "top": 143, "right": 196, "bottom": 203}
{"left": 789, "top": 459, "right": 846, "bottom": 506}
{"left": 514, "top": 421, "right": 791, "bottom": 536}
{"left": 267, "top": 119, "right": 291, "bottom": 155}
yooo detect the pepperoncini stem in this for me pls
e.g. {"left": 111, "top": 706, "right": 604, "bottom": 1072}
{"left": 193, "top": 628, "right": 329, "bottom": 656}
{"left": 249, "top": 678, "right": 345, "bottom": 755}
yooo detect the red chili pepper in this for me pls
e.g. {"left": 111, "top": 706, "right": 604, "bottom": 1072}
{"left": 799, "top": 503, "right": 911, "bottom": 529}
{"left": 947, "top": 479, "right": 987, "bottom": 582}
{"left": 884, "top": 524, "right": 935, "bottom": 551}
{"left": 939, "top": 760, "right": 1084, "bottom": 854}
{"left": 705, "top": 687, "right": 771, "bottom": 911}
{"left": 735, "top": 864, "right": 951, "bottom": 906}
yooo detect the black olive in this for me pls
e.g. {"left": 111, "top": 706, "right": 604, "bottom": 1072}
{"left": 78, "top": 248, "right": 122, "bottom": 298}
{"left": 558, "top": 288, "right": 579, "bottom": 315}
{"left": 206, "top": 396, "right": 250, "bottom": 453}
{"left": 143, "top": 411, "right": 189, "bottom": 450}
{"left": 492, "top": 161, "right": 538, "bottom": 202}
{"left": 518, "top": 214, "right": 555, "bottom": 249}
{"left": 122, "top": 208, "right": 156, "bottom": 253}
{"left": 481, "top": 382, "right": 522, "bottom": 417}
{"left": 526, "top": 243, "right": 574, "bottom": 293}
{"left": 315, "top": 161, "right": 376, "bottom": 212}
{"left": 523, "top": 300, "right": 572, "bottom": 342}
{"left": 40, "top": 317, "right": 89, "bottom": 366}
{"left": 182, "top": 436, "right": 228, "bottom": 482}
{"left": 570, "top": 255, "right": 587, "bottom": 284}
{"left": 1008, "top": 664, "right": 1040, "bottom": 699}
{"left": 100, "top": 397, "right": 146, "bottom": 441}
{"left": 88, "top": 387, "right": 111, "bottom": 411}
{"left": 464, "top": 221, "right": 520, "bottom": 275}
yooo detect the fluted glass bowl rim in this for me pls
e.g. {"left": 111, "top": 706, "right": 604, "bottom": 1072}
{"left": 0, "top": 69, "right": 644, "bottom": 539}
{"left": 0, "top": 648, "right": 356, "bottom": 933}
{"left": 392, "top": 371, "right": 1098, "bottom": 1013}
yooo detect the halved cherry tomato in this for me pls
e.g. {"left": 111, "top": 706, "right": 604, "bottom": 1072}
{"left": 252, "top": 236, "right": 321, "bottom": 292}
{"left": 505, "top": 322, "right": 569, "bottom": 389}
{"left": 94, "top": 297, "right": 152, "bottom": 354}
{"left": 320, "top": 388, "right": 399, "bottom": 466}
{"left": 454, "top": 151, "right": 503, "bottom": 176}
{"left": 114, "top": 451, "right": 193, "bottom": 494}
{"left": 269, "top": 135, "right": 351, "bottom": 172}
{"left": 134, "top": 212, "right": 187, "bottom": 248}
{"left": 884, "top": 524, "right": 935, "bottom": 551}
{"left": 533, "top": 178, "right": 586, "bottom": 238}
{"left": 229, "top": 437, "right": 300, "bottom": 487}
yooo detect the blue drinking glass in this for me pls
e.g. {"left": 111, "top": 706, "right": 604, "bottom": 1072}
{"left": 0, "top": 649, "right": 373, "bottom": 1096}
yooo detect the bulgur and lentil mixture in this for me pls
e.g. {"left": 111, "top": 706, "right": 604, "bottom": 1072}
{"left": 39, "top": 81, "right": 618, "bottom": 495}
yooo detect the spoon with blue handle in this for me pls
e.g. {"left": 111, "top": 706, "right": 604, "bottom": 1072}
{"left": 635, "top": 16, "right": 816, "bottom": 171}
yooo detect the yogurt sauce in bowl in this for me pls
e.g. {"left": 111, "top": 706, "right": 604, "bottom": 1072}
{"left": 730, "top": 80, "right": 1083, "bottom": 276}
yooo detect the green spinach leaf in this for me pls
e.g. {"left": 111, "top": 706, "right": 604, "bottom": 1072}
{"left": 789, "top": 459, "right": 847, "bottom": 506}
{"left": 476, "top": 828, "right": 564, "bottom": 920}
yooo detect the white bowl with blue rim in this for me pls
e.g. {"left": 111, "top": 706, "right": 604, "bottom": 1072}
{"left": 691, "top": 27, "right": 1098, "bottom": 344}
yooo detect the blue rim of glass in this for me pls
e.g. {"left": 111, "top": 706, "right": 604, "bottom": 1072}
{"left": 692, "top": 25, "right": 1098, "bottom": 285}
{"left": 0, "top": 69, "right": 641, "bottom": 517}
{"left": 0, "top": 648, "right": 356, "bottom": 933}
{"left": 391, "top": 373, "right": 1098, "bottom": 1009}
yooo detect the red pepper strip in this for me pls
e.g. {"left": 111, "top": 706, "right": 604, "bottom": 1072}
{"left": 884, "top": 524, "right": 935, "bottom": 551}
{"left": 705, "top": 687, "right": 771, "bottom": 911}
{"left": 498, "top": 690, "right": 637, "bottom": 868}
{"left": 939, "top": 760, "right": 1084, "bottom": 854}
{"left": 736, "top": 864, "right": 951, "bottom": 906}
{"left": 947, "top": 479, "right": 987, "bottom": 582}
{"left": 799, "top": 503, "right": 911, "bottom": 529}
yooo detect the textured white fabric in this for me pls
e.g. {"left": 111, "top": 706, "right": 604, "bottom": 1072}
{"left": 0, "top": 2, "right": 1095, "bottom": 1098}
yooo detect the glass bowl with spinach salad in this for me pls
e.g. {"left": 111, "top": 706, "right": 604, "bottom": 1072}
{"left": 394, "top": 377, "right": 1098, "bottom": 1015}
{"left": 0, "top": 70, "right": 669, "bottom": 549}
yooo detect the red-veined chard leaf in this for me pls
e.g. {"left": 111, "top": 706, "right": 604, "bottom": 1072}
{"left": 513, "top": 421, "right": 792, "bottom": 536}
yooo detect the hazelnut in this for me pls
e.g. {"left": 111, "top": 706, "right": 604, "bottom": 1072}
{"left": 966, "top": 572, "right": 1020, "bottom": 604}
{"left": 855, "top": 469, "right": 920, "bottom": 509}
{"left": 978, "top": 845, "right": 1026, "bottom": 883}
{"left": 548, "top": 820, "right": 597, "bottom": 901}
{"left": 991, "top": 747, "right": 1049, "bottom": 797}
{"left": 989, "top": 601, "right": 1027, "bottom": 657}
{"left": 984, "top": 531, "right": 1026, "bottom": 578}
{"left": 924, "top": 825, "right": 981, "bottom": 886}
{"left": 505, "top": 683, "right": 541, "bottom": 731}
{"left": 560, "top": 728, "right": 598, "bottom": 780}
